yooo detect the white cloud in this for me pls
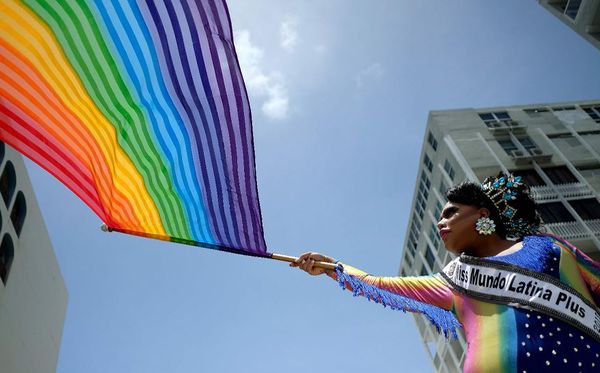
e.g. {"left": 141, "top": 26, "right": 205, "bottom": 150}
{"left": 235, "top": 30, "right": 289, "bottom": 120}
{"left": 355, "top": 62, "right": 385, "bottom": 88}
{"left": 280, "top": 17, "right": 299, "bottom": 52}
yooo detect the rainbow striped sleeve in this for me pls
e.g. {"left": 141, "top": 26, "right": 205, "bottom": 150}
{"left": 550, "top": 235, "right": 600, "bottom": 298}
{"left": 331, "top": 263, "right": 460, "bottom": 337}
{"left": 0, "top": 0, "right": 267, "bottom": 256}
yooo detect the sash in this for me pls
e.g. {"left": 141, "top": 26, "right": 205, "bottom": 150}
{"left": 440, "top": 255, "right": 600, "bottom": 342}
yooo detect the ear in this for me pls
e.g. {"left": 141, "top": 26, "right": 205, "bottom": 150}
{"left": 478, "top": 207, "right": 491, "bottom": 218}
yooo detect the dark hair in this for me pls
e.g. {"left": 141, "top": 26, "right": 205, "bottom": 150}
{"left": 445, "top": 178, "right": 541, "bottom": 240}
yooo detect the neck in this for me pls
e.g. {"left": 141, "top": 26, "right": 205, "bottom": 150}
{"left": 466, "top": 234, "right": 515, "bottom": 257}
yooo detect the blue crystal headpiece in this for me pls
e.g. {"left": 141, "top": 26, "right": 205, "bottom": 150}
{"left": 480, "top": 173, "right": 540, "bottom": 238}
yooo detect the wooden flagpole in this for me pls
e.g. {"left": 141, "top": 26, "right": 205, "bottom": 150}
{"left": 270, "top": 253, "right": 338, "bottom": 270}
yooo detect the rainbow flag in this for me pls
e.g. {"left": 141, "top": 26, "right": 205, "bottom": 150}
{"left": 0, "top": 0, "right": 268, "bottom": 256}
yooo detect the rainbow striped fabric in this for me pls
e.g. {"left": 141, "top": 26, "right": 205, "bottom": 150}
{"left": 0, "top": 0, "right": 267, "bottom": 256}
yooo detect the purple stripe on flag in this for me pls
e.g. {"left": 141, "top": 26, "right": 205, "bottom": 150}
{"left": 189, "top": 0, "right": 262, "bottom": 252}
{"left": 205, "top": 0, "right": 265, "bottom": 250}
{"left": 193, "top": 1, "right": 254, "bottom": 249}
{"left": 137, "top": 0, "right": 267, "bottom": 253}
{"left": 139, "top": 0, "right": 242, "bottom": 248}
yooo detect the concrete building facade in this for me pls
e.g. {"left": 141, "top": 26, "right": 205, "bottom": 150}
{"left": 539, "top": 0, "right": 600, "bottom": 50}
{"left": 0, "top": 142, "right": 68, "bottom": 373}
{"left": 400, "top": 100, "right": 600, "bottom": 372}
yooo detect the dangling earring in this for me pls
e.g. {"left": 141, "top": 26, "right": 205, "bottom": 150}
{"left": 476, "top": 217, "right": 496, "bottom": 235}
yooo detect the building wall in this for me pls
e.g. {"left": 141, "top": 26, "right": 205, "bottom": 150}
{"left": 401, "top": 100, "right": 600, "bottom": 372}
{"left": 539, "top": 0, "right": 600, "bottom": 50}
{"left": 0, "top": 142, "right": 68, "bottom": 373}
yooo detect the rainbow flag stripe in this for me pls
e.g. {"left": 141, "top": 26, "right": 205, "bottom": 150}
{"left": 0, "top": 0, "right": 267, "bottom": 256}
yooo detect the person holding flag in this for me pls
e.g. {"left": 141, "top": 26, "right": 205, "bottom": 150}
{"left": 292, "top": 172, "right": 600, "bottom": 372}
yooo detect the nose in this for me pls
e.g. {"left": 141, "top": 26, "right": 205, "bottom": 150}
{"left": 437, "top": 219, "right": 445, "bottom": 231}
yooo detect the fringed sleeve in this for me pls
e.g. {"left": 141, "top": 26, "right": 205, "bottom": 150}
{"left": 327, "top": 263, "right": 461, "bottom": 338}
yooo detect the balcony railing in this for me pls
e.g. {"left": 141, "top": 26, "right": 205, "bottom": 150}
{"left": 544, "top": 219, "right": 600, "bottom": 240}
{"left": 530, "top": 182, "right": 595, "bottom": 202}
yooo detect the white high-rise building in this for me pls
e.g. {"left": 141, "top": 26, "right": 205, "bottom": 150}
{"left": 539, "top": 0, "right": 600, "bottom": 50}
{"left": 401, "top": 100, "right": 600, "bottom": 372}
{"left": 0, "top": 142, "right": 68, "bottom": 373}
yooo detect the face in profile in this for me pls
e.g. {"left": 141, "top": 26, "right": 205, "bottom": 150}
{"left": 437, "top": 202, "right": 483, "bottom": 255}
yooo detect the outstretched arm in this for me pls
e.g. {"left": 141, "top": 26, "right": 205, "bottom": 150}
{"left": 291, "top": 252, "right": 460, "bottom": 337}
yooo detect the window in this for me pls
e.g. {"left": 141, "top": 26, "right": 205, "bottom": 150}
{"left": 429, "top": 223, "right": 441, "bottom": 249}
{"left": 423, "top": 154, "right": 433, "bottom": 172}
{"left": 0, "top": 234, "right": 14, "bottom": 285}
{"left": 0, "top": 161, "right": 16, "bottom": 207}
{"left": 565, "top": 0, "right": 582, "bottom": 19}
{"left": 538, "top": 202, "right": 576, "bottom": 223}
{"left": 551, "top": 106, "right": 576, "bottom": 112}
{"left": 420, "top": 171, "right": 431, "bottom": 190}
{"left": 0, "top": 141, "right": 4, "bottom": 164}
{"left": 427, "top": 132, "right": 438, "bottom": 151}
{"left": 520, "top": 137, "right": 537, "bottom": 152}
{"left": 439, "top": 179, "right": 448, "bottom": 194}
{"left": 568, "top": 199, "right": 600, "bottom": 220}
{"left": 407, "top": 218, "right": 421, "bottom": 255}
{"left": 402, "top": 255, "right": 412, "bottom": 270}
{"left": 582, "top": 106, "right": 600, "bottom": 123}
{"left": 498, "top": 139, "right": 518, "bottom": 154}
{"left": 544, "top": 166, "right": 578, "bottom": 184}
{"left": 511, "top": 169, "right": 546, "bottom": 186}
{"left": 10, "top": 191, "right": 26, "bottom": 237}
{"left": 479, "top": 111, "right": 512, "bottom": 128}
{"left": 524, "top": 107, "right": 549, "bottom": 117}
{"left": 425, "top": 244, "right": 436, "bottom": 270}
{"left": 498, "top": 137, "right": 539, "bottom": 156}
{"left": 420, "top": 265, "right": 429, "bottom": 276}
{"left": 444, "top": 160, "right": 455, "bottom": 180}
{"left": 433, "top": 200, "right": 443, "bottom": 220}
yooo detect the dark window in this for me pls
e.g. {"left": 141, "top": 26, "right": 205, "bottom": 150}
{"left": 544, "top": 166, "right": 578, "bottom": 184}
{"left": 0, "top": 161, "right": 16, "bottom": 207}
{"left": 538, "top": 202, "right": 576, "bottom": 223}
{"left": 551, "top": 106, "right": 576, "bottom": 111}
{"left": 524, "top": 108, "right": 549, "bottom": 117}
{"left": 433, "top": 201, "right": 443, "bottom": 221}
{"left": 439, "top": 179, "right": 448, "bottom": 194}
{"left": 420, "top": 171, "right": 431, "bottom": 189}
{"left": 0, "top": 234, "right": 14, "bottom": 285}
{"left": 423, "top": 154, "right": 433, "bottom": 172}
{"left": 427, "top": 132, "right": 438, "bottom": 151}
{"left": 511, "top": 169, "right": 546, "bottom": 186}
{"left": 444, "top": 160, "right": 455, "bottom": 180}
{"left": 0, "top": 141, "right": 4, "bottom": 164}
{"left": 479, "top": 113, "right": 495, "bottom": 121}
{"left": 520, "top": 137, "right": 537, "bottom": 151}
{"left": 429, "top": 224, "right": 441, "bottom": 249}
{"left": 582, "top": 106, "right": 600, "bottom": 123}
{"left": 494, "top": 112, "right": 511, "bottom": 121}
{"left": 498, "top": 139, "right": 518, "bottom": 154}
{"left": 479, "top": 112, "right": 512, "bottom": 128}
{"left": 10, "top": 191, "right": 26, "bottom": 237}
{"left": 568, "top": 199, "right": 600, "bottom": 220}
{"left": 425, "top": 244, "right": 436, "bottom": 269}
{"left": 420, "top": 265, "right": 429, "bottom": 276}
{"left": 565, "top": 0, "right": 582, "bottom": 19}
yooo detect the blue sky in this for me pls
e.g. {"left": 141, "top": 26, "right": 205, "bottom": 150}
{"left": 22, "top": 1, "right": 600, "bottom": 372}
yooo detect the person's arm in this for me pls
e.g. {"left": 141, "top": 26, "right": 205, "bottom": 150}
{"left": 331, "top": 262, "right": 454, "bottom": 310}
{"left": 291, "top": 252, "right": 460, "bottom": 337}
